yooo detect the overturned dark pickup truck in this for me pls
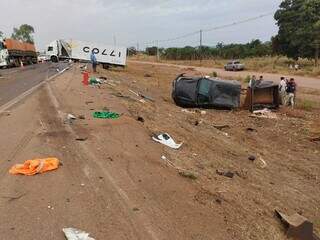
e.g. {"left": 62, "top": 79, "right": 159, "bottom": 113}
{"left": 172, "top": 74, "right": 241, "bottom": 109}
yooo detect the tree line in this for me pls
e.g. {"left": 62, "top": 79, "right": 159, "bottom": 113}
{"left": 130, "top": 0, "right": 320, "bottom": 66}
{"left": 0, "top": 24, "right": 35, "bottom": 44}
{"left": 140, "top": 40, "right": 272, "bottom": 60}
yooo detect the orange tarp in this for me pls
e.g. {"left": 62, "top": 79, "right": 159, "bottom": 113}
{"left": 4, "top": 38, "right": 36, "bottom": 52}
{"left": 9, "top": 158, "right": 60, "bottom": 176}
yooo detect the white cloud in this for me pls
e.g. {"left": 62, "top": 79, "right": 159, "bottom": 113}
{"left": 0, "top": 0, "right": 282, "bottom": 50}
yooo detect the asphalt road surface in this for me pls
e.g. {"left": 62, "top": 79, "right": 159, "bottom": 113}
{"left": 0, "top": 62, "right": 69, "bottom": 107}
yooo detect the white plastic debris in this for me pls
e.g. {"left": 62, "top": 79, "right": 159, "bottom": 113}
{"left": 200, "top": 110, "right": 207, "bottom": 115}
{"left": 252, "top": 108, "right": 277, "bottom": 119}
{"left": 152, "top": 133, "right": 183, "bottom": 149}
{"left": 63, "top": 228, "right": 95, "bottom": 240}
{"left": 161, "top": 155, "right": 167, "bottom": 160}
{"left": 67, "top": 114, "right": 77, "bottom": 120}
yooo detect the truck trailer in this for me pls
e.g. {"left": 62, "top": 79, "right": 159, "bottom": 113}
{"left": 0, "top": 38, "right": 37, "bottom": 68}
{"left": 46, "top": 39, "right": 127, "bottom": 68}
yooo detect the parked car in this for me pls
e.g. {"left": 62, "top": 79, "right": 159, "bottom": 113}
{"left": 172, "top": 74, "right": 241, "bottom": 109}
{"left": 224, "top": 60, "right": 245, "bottom": 71}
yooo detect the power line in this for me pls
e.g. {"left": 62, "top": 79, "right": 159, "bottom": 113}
{"left": 141, "top": 12, "right": 273, "bottom": 47}
{"left": 203, "top": 12, "right": 273, "bottom": 32}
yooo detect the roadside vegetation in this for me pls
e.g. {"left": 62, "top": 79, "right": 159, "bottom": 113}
{"left": 128, "top": 0, "right": 320, "bottom": 77}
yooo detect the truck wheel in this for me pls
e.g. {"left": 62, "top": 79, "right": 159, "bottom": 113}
{"left": 51, "top": 56, "right": 58, "bottom": 62}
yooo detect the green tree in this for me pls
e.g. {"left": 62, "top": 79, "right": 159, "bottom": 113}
{"left": 274, "top": 0, "right": 320, "bottom": 64}
{"left": 11, "top": 24, "right": 35, "bottom": 43}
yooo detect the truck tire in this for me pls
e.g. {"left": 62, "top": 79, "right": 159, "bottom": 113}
{"left": 51, "top": 56, "right": 58, "bottom": 63}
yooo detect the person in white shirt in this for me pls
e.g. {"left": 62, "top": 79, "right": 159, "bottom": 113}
{"left": 279, "top": 77, "right": 287, "bottom": 105}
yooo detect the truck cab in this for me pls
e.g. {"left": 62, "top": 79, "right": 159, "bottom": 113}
{"left": 46, "top": 40, "right": 71, "bottom": 62}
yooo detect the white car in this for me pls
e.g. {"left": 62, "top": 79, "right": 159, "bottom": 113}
{"left": 37, "top": 54, "right": 50, "bottom": 62}
{"left": 224, "top": 60, "right": 245, "bottom": 71}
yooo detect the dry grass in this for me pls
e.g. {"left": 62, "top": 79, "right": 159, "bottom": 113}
{"left": 130, "top": 55, "right": 320, "bottom": 78}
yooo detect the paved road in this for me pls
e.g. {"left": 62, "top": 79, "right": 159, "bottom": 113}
{"left": 130, "top": 60, "right": 320, "bottom": 90}
{"left": 0, "top": 62, "right": 69, "bottom": 107}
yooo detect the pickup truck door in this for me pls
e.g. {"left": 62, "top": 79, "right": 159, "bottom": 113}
{"left": 197, "top": 78, "right": 212, "bottom": 106}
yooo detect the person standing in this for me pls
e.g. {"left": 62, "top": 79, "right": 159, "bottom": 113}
{"left": 90, "top": 51, "right": 97, "bottom": 73}
{"left": 279, "top": 77, "right": 287, "bottom": 105}
{"left": 286, "top": 78, "right": 297, "bottom": 107}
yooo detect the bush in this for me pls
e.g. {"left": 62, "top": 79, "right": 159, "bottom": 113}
{"left": 211, "top": 71, "right": 218, "bottom": 77}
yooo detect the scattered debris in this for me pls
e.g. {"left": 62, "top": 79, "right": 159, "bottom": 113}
{"left": 80, "top": 183, "right": 85, "bottom": 187}
{"left": 9, "top": 158, "right": 60, "bottom": 176}
{"left": 132, "top": 207, "right": 140, "bottom": 211}
{"left": 200, "top": 111, "right": 207, "bottom": 115}
{"left": 248, "top": 155, "right": 256, "bottom": 161}
{"left": 99, "top": 76, "right": 107, "bottom": 80}
{"left": 92, "top": 111, "right": 120, "bottom": 119}
{"left": 129, "top": 89, "right": 155, "bottom": 102}
{"left": 63, "top": 228, "right": 95, "bottom": 240}
{"left": 216, "top": 169, "right": 234, "bottom": 178}
{"left": 47, "top": 205, "right": 54, "bottom": 210}
{"left": 213, "top": 124, "right": 230, "bottom": 130}
{"left": 161, "top": 155, "right": 167, "bottom": 161}
{"left": 181, "top": 109, "right": 196, "bottom": 114}
{"left": 246, "top": 127, "right": 257, "bottom": 132}
{"left": 89, "top": 77, "right": 102, "bottom": 85}
{"left": 251, "top": 108, "right": 277, "bottom": 119}
{"left": 76, "top": 137, "right": 88, "bottom": 141}
{"left": 310, "top": 137, "right": 320, "bottom": 142}
{"left": 78, "top": 115, "right": 86, "bottom": 120}
{"left": 257, "top": 156, "right": 267, "bottom": 168}
{"left": 152, "top": 133, "right": 183, "bottom": 149}
{"left": 179, "top": 170, "right": 198, "bottom": 180}
{"left": 137, "top": 116, "right": 144, "bottom": 123}
{"left": 67, "top": 114, "right": 77, "bottom": 120}
{"left": 144, "top": 73, "right": 152, "bottom": 77}
{"left": 275, "top": 210, "right": 320, "bottom": 240}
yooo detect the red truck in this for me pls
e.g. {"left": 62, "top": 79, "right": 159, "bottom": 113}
{"left": 0, "top": 38, "right": 37, "bottom": 68}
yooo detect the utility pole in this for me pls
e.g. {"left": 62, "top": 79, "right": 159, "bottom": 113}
{"left": 156, "top": 40, "right": 160, "bottom": 62}
{"left": 199, "top": 29, "right": 203, "bottom": 65}
{"left": 137, "top": 42, "right": 139, "bottom": 52}
{"left": 113, "top": 35, "right": 117, "bottom": 47}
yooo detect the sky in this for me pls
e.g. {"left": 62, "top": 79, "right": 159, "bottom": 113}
{"left": 0, "top": 0, "right": 283, "bottom": 50}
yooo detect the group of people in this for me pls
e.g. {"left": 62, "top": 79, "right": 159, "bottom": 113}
{"left": 279, "top": 77, "right": 297, "bottom": 107}
{"left": 249, "top": 74, "right": 297, "bottom": 108}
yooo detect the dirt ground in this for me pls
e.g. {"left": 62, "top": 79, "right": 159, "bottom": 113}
{"left": 0, "top": 61, "right": 319, "bottom": 239}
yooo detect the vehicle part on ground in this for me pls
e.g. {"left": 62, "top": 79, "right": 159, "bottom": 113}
{"left": 275, "top": 210, "right": 320, "bottom": 240}
{"left": 63, "top": 228, "right": 95, "bottom": 240}
{"left": 172, "top": 74, "right": 241, "bottom": 109}
{"left": 244, "top": 80, "right": 280, "bottom": 111}
{"left": 152, "top": 133, "right": 183, "bottom": 149}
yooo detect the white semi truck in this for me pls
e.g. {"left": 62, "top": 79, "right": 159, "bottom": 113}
{"left": 46, "top": 39, "right": 127, "bottom": 68}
